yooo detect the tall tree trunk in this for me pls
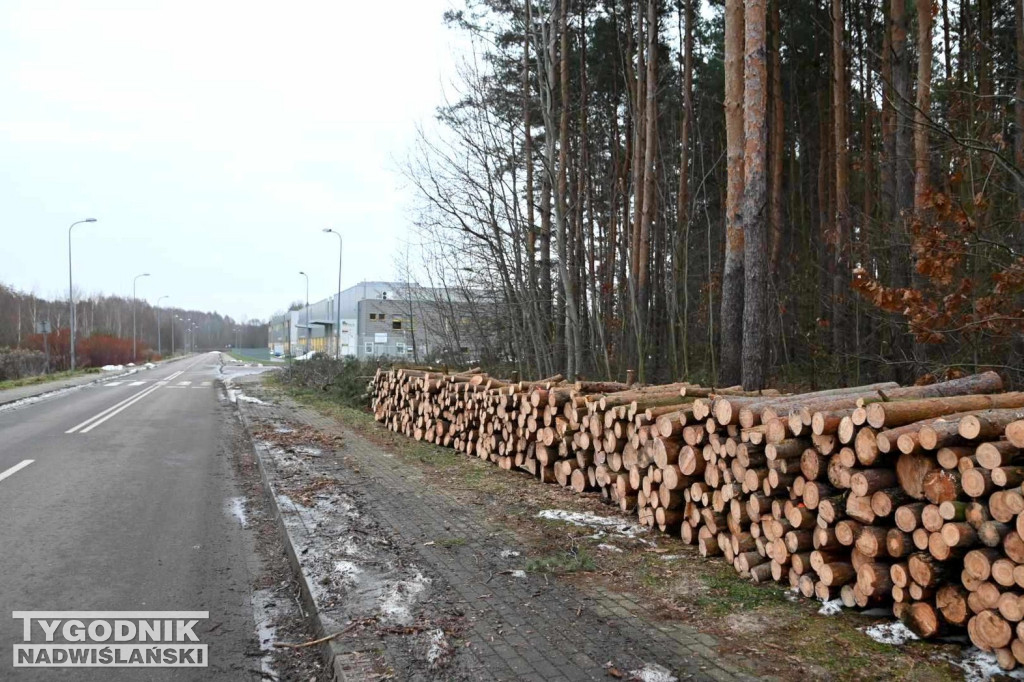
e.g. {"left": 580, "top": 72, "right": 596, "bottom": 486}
{"left": 637, "top": 0, "right": 658, "bottom": 328}
{"left": 720, "top": 0, "right": 745, "bottom": 386}
{"left": 914, "top": 0, "right": 933, "bottom": 211}
{"left": 1016, "top": 0, "right": 1024, "bottom": 215}
{"left": 832, "top": 0, "right": 850, "bottom": 382}
{"left": 890, "top": 0, "right": 914, "bottom": 379}
{"left": 742, "top": 0, "right": 769, "bottom": 389}
{"left": 555, "top": 0, "right": 582, "bottom": 379}
{"left": 678, "top": 0, "right": 694, "bottom": 377}
{"left": 769, "top": 0, "right": 784, "bottom": 271}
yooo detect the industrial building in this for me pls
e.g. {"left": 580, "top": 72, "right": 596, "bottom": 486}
{"left": 268, "top": 281, "right": 479, "bottom": 361}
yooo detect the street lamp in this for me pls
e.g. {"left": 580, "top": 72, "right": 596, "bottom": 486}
{"left": 68, "top": 218, "right": 97, "bottom": 371}
{"left": 132, "top": 273, "right": 150, "bottom": 361}
{"left": 323, "top": 228, "right": 343, "bottom": 359}
{"left": 298, "top": 271, "right": 310, "bottom": 356}
{"left": 156, "top": 295, "right": 169, "bottom": 357}
{"left": 172, "top": 315, "right": 179, "bottom": 356}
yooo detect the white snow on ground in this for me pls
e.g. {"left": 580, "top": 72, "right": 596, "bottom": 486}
{"left": 144, "top": 362, "right": 155, "bottom": 369}
{"left": 630, "top": 662, "right": 679, "bottom": 682}
{"left": 500, "top": 549, "right": 520, "bottom": 559}
{"left": 860, "top": 621, "right": 919, "bottom": 645}
{"left": 225, "top": 387, "right": 268, "bottom": 405}
{"left": 818, "top": 599, "right": 843, "bottom": 616}
{"left": 598, "top": 543, "right": 624, "bottom": 553}
{"left": 426, "top": 628, "right": 450, "bottom": 668}
{"left": 947, "top": 647, "right": 1024, "bottom": 681}
{"left": 251, "top": 588, "right": 279, "bottom": 681}
{"left": 334, "top": 561, "right": 362, "bottom": 586}
{"left": 538, "top": 509, "right": 650, "bottom": 540}
{"left": 379, "top": 572, "right": 431, "bottom": 625}
{"left": 510, "top": 570, "right": 527, "bottom": 578}
{"left": 228, "top": 497, "right": 247, "bottom": 527}
{"left": 101, "top": 365, "right": 124, "bottom": 371}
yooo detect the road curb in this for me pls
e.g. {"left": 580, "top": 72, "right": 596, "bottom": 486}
{"left": 230, "top": 390, "right": 358, "bottom": 682}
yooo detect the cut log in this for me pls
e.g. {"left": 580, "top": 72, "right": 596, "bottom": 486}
{"left": 896, "top": 451, "right": 940, "bottom": 500}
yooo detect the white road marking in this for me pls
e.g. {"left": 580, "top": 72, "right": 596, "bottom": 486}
{"left": 178, "top": 380, "right": 192, "bottom": 386}
{"left": 77, "top": 384, "right": 165, "bottom": 434}
{"left": 104, "top": 382, "right": 124, "bottom": 387}
{"left": 201, "top": 381, "right": 211, "bottom": 386}
{"left": 129, "top": 381, "right": 145, "bottom": 386}
{"left": 0, "top": 460, "right": 34, "bottom": 484}
{"left": 65, "top": 383, "right": 162, "bottom": 434}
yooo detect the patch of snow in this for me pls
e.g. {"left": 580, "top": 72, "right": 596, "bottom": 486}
{"left": 860, "top": 621, "right": 919, "bottom": 646}
{"left": 251, "top": 588, "right": 279, "bottom": 681}
{"left": 426, "top": 628, "right": 450, "bottom": 668}
{"left": 379, "top": 572, "right": 431, "bottom": 625}
{"left": 237, "top": 393, "right": 268, "bottom": 405}
{"left": 500, "top": 549, "right": 520, "bottom": 559}
{"left": 334, "top": 561, "right": 362, "bottom": 586}
{"left": 510, "top": 570, "right": 527, "bottom": 578}
{"left": 228, "top": 497, "right": 247, "bottom": 527}
{"left": 144, "top": 362, "right": 155, "bottom": 369}
{"left": 818, "top": 599, "right": 843, "bottom": 616}
{"left": 101, "top": 365, "right": 124, "bottom": 371}
{"left": 629, "top": 662, "right": 678, "bottom": 682}
{"left": 126, "top": 362, "right": 135, "bottom": 367}
{"left": 598, "top": 543, "right": 624, "bottom": 553}
{"left": 658, "top": 554, "right": 683, "bottom": 561}
{"left": 538, "top": 509, "right": 649, "bottom": 540}
{"left": 948, "top": 647, "right": 1024, "bottom": 682}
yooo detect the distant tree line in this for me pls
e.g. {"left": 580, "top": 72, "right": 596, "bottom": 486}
{"left": 405, "top": 0, "right": 1024, "bottom": 388}
{"left": 0, "top": 282, "right": 268, "bottom": 369}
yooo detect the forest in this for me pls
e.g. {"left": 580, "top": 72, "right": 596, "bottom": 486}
{"left": 405, "top": 0, "right": 1024, "bottom": 389}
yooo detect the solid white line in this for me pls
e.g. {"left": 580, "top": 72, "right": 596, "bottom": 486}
{"left": 0, "top": 460, "right": 34, "bottom": 484}
{"left": 78, "top": 384, "right": 163, "bottom": 433}
{"left": 129, "top": 381, "right": 145, "bottom": 386}
{"left": 178, "top": 381, "right": 192, "bottom": 386}
{"left": 104, "top": 382, "right": 123, "bottom": 387}
{"left": 65, "top": 383, "right": 162, "bottom": 434}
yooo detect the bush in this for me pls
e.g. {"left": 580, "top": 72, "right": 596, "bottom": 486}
{"left": 278, "top": 355, "right": 379, "bottom": 408}
{"left": 0, "top": 348, "right": 48, "bottom": 381}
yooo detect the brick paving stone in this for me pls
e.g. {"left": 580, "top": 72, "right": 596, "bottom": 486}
{"left": 237, "top": 384, "right": 760, "bottom": 681}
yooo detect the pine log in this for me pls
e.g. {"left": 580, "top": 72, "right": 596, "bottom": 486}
{"left": 867, "top": 393, "right": 1024, "bottom": 429}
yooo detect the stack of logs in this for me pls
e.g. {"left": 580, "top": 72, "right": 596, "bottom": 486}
{"left": 370, "top": 368, "right": 1024, "bottom": 668}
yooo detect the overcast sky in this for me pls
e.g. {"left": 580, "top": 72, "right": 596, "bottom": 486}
{"left": 0, "top": 0, "right": 459, "bottom": 322}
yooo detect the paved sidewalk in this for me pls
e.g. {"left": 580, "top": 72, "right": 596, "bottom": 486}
{"left": 236, "top": 380, "right": 754, "bottom": 682}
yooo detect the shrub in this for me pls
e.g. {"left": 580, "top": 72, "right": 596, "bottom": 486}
{"left": 0, "top": 348, "right": 48, "bottom": 381}
{"left": 279, "top": 355, "right": 380, "bottom": 408}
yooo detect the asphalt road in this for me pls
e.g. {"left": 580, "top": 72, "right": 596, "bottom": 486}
{"left": 0, "top": 353, "right": 267, "bottom": 680}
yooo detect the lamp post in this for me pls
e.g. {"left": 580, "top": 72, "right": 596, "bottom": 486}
{"left": 68, "top": 218, "right": 97, "bottom": 370}
{"left": 156, "top": 295, "right": 169, "bottom": 357}
{"left": 298, "top": 271, "right": 310, "bottom": 355}
{"left": 186, "top": 318, "right": 192, "bottom": 353}
{"left": 172, "top": 315, "right": 179, "bottom": 356}
{"left": 323, "top": 228, "right": 343, "bottom": 359}
{"left": 132, "top": 273, "right": 150, "bottom": 361}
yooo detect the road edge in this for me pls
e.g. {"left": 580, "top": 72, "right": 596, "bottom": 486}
{"left": 0, "top": 354, "right": 194, "bottom": 411}
{"left": 228, "top": 382, "right": 355, "bottom": 682}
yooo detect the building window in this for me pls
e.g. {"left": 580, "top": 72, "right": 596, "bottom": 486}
{"left": 407, "top": 346, "right": 415, "bottom": 355}
{"left": 395, "top": 342, "right": 405, "bottom": 354}
{"left": 368, "top": 313, "right": 377, "bottom": 321}
{"left": 392, "top": 319, "right": 402, "bottom": 330}
{"left": 364, "top": 342, "right": 373, "bottom": 354}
